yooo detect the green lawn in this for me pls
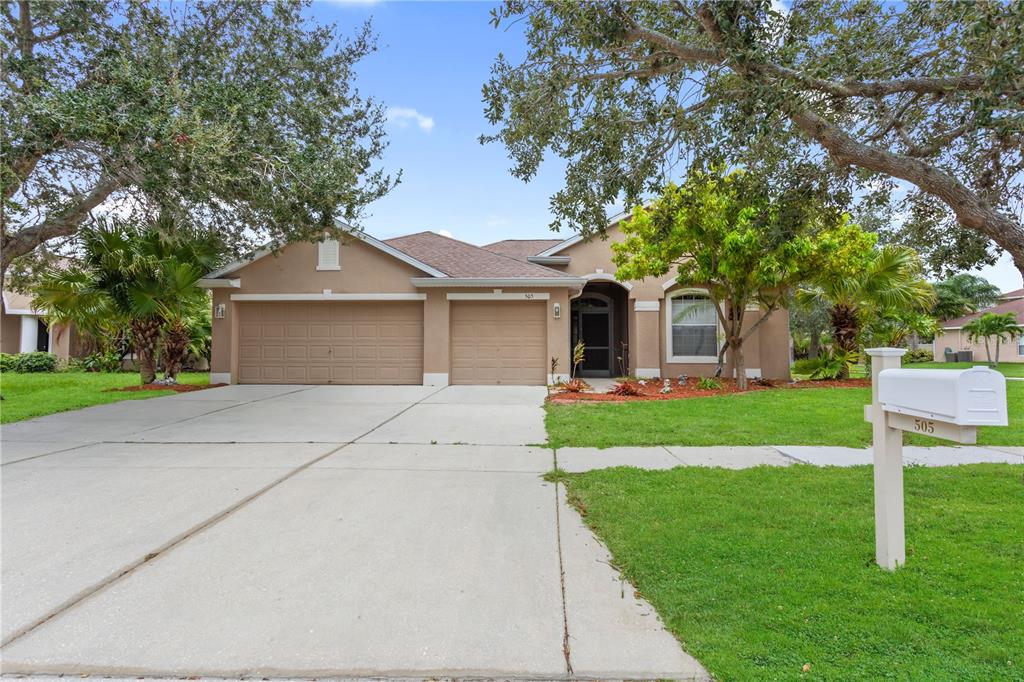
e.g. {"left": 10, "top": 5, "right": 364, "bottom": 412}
{"left": 545, "top": 382, "right": 1023, "bottom": 448}
{"left": 906, "top": 361, "right": 1024, "bottom": 378}
{"left": 559, "top": 464, "right": 1023, "bottom": 681}
{"left": 0, "top": 371, "right": 210, "bottom": 423}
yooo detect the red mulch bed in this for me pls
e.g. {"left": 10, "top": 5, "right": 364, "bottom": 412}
{"left": 105, "top": 382, "right": 228, "bottom": 393}
{"left": 548, "top": 377, "right": 870, "bottom": 403}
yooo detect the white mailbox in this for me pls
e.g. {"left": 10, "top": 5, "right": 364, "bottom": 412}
{"left": 878, "top": 366, "right": 1007, "bottom": 426}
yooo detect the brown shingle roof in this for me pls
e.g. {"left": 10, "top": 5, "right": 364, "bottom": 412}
{"left": 941, "top": 298, "right": 1024, "bottom": 328}
{"left": 483, "top": 239, "right": 563, "bottom": 261}
{"left": 385, "top": 232, "right": 573, "bottom": 279}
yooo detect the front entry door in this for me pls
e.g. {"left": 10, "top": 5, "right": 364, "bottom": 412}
{"left": 571, "top": 296, "right": 613, "bottom": 377}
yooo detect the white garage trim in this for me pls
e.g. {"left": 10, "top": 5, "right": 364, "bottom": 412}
{"left": 230, "top": 293, "right": 426, "bottom": 301}
{"left": 446, "top": 292, "right": 550, "bottom": 301}
{"left": 423, "top": 373, "right": 449, "bottom": 386}
{"left": 198, "top": 278, "right": 240, "bottom": 288}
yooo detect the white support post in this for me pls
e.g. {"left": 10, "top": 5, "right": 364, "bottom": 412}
{"left": 866, "top": 347, "right": 907, "bottom": 571}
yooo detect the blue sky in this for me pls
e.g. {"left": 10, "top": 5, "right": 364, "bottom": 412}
{"left": 308, "top": 0, "right": 569, "bottom": 247}
{"left": 309, "top": 1, "right": 1022, "bottom": 291}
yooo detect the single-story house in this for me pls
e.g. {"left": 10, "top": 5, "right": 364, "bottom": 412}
{"left": 199, "top": 216, "right": 791, "bottom": 385}
{"left": 932, "top": 288, "right": 1024, "bottom": 363}
{"left": 1, "top": 289, "right": 83, "bottom": 360}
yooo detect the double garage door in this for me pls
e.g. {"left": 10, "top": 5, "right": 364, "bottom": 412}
{"left": 238, "top": 302, "right": 423, "bottom": 384}
{"left": 237, "top": 300, "right": 547, "bottom": 385}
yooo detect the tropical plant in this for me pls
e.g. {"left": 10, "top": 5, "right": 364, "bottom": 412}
{"left": 33, "top": 217, "right": 222, "bottom": 384}
{"left": 558, "top": 377, "right": 591, "bottom": 393}
{"left": 808, "top": 349, "right": 861, "bottom": 381}
{"left": 863, "top": 310, "right": 939, "bottom": 349}
{"left": 962, "top": 313, "right": 1023, "bottom": 367}
{"left": 1, "top": 351, "right": 58, "bottom": 373}
{"left": 798, "top": 244, "right": 933, "bottom": 377}
{"left": 609, "top": 381, "right": 642, "bottom": 396}
{"left": 570, "top": 340, "right": 586, "bottom": 379}
{"left": 696, "top": 377, "right": 723, "bottom": 391}
{"left": 932, "top": 274, "right": 1003, "bottom": 321}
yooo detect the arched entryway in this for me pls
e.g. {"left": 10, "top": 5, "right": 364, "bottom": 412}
{"left": 570, "top": 282, "right": 629, "bottom": 377}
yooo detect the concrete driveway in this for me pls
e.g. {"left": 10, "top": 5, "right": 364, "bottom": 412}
{"left": 1, "top": 385, "right": 706, "bottom": 680}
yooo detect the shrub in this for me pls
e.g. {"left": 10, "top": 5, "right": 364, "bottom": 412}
{"left": 558, "top": 377, "right": 591, "bottom": 393}
{"left": 609, "top": 381, "right": 642, "bottom": 396}
{"left": 696, "top": 376, "right": 723, "bottom": 390}
{"left": 5, "top": 351, "right": 59, "bottom": 373}
{"left": 0, "top": 353, "right": 14, "bottom": 372}
{"left": 809, "top": 349, "right": 860, "bottom": 380}
{"left": 905, "top": 348, "right": 934, "bottom": 363}
{"left": 73, "top": 350, "right": 124, "bottom": 373}
{"left": 791, "top": 357, "right": 821, "bottom": 375}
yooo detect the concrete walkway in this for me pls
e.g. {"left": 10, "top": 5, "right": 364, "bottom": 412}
{"left": 1, "top": 385, "right": 706, "bottom": 681}
{"left": 555, "top": 444, "right": 1024, "bottom": 472}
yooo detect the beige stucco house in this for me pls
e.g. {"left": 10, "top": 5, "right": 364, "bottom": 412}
{"left": 200, "top": 218, "right": 792, "bottom": 385}
{"left": 932, "top": 289, "right": 1024, "bottom": 363}
{"left": 1, "top": 289, "right": 81, "bottom": 360}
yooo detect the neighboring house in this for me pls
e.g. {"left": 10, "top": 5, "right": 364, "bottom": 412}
{"left": 932, "top": 288, "right": 1024, "bottom": 363}
{"left": 200, "top": 217, "right": 791, "bottom": 385}
{"left": 1, "top": 289, "right": 83, "bottom": 360}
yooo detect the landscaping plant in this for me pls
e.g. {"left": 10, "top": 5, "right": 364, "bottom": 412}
{"left": 613, "top": 168, "right": 856, "bottom": 390}
{"left": 34, "top": 217, "right": 222, "bottom": 385}
{"left": 558, "top": 377, "right": 591, "bottom": 393}
{"left": 962, "top": 312, "right": 1023, "bottom": 367}
{"left": 696, "top": 377, "right": 723, "bottom": 391}
{"left": 0, "top": 351, "right": 58, "bottom": 373}
{"left": 609, "top": 381, "right": 642, "bottom": 397}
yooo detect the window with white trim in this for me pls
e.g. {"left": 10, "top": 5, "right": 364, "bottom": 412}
{"left": 1018, "top": 334, "right": 1024, "bottom": 356}
{"left": 317, "top": 238, "right": 340, "bottom": 271}
{"left": 668, "top": 292, "right": 718, "bottom": 361}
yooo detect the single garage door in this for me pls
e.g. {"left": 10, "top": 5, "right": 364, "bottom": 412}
{"left": 450, "top": 301, "right": 546, "bottom": 385}
{"left": 238, "top": 302, "right": 423, "bottom": 384}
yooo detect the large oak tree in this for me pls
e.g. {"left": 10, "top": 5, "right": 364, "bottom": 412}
{"left": 2, "top": 0, "right": 396, "bottom": 274}
{"left": 483, "top": 0, "right": 1024, "bottom": 277}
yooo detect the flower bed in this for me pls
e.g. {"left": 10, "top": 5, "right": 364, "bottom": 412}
{"left": 548, "top": 377, "right": 870, "bottom": 402}
{"left": 105, "top": 382, "right": 228, "bottom": 393}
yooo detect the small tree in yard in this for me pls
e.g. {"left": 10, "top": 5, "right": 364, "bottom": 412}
{"left": 962, "top": 313, "right": 1023, "bottom": 368}
{"left": 612, "top": 168, "right": 852, "bottom": 390}
{"left": 34, "top": 217, "right": 222, "bottom": 384}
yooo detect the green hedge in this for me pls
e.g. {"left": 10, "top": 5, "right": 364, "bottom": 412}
{"left": 0, "top": 352, "right": 59, "bottom": 373}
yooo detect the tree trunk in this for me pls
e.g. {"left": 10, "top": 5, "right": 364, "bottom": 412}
{"left": 983, "top": 337, "right": 992, "bottom": 365}
{"left": 994, "top": 339, "right": 1000, "bottom": 368}
{"left": 808, "top": 332, "right": 821, "bottom": 360}
{"left": 714, "top": 340, "right": 727, "bottom": 377}
{"left": 131, "top": 317, "right": 162, "bottom": 385}
{"left": 161, "top": 320, "right": 190, "bottom": 382}
{"left": 733, "top": 338, "right": 747, "bottom": 390}
{"left": 909, "top": 332, "right": 919, "bottom": 351}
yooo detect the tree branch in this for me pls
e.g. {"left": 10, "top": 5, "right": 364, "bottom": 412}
{"left": 2, "top": 174, "right": 122, "bottom": 269}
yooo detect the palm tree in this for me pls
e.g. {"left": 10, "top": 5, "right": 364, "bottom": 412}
{"left": 34, "top": 217, "right": 221, "bottom": 384}
{"left": 962, "top": 312, "right": 1023, "bottom": 367}
{"left": 798, "top": 246, "right": 933, "bottom": 376}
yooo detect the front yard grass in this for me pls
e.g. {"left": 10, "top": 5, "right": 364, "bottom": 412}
{"left": 545, "top": 382, "right": 1023, "bottom": 448}
{"left": 560, "top": 464, "right": 1022, "bottom": 680}
{"left": 0, "top": 371, "right": 209, "bottom": 424}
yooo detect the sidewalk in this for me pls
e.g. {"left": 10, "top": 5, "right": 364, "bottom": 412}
{"left": 555, "top": 445, "right": 1024, "bottom": 472}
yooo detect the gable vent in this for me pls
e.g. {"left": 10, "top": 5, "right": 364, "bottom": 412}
{"left": 317, "top": 239, "right": 341, "bottom": 271}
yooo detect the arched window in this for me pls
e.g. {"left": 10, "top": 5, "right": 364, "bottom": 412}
{"left": 666, "top": 291, "right": 718, "bottom": 362}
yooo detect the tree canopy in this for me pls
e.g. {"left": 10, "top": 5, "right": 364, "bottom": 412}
{"left": 612, "top": 168, "right": 854, "bottom": 388}
{"left": 931, "top": 273, "right": 1003, "bottom": 321}
{"left": 483, "top": 0, "right": 1024, "bottom": 277}
{"left": 2, "top": 0, "right": 396, "bottom": 274}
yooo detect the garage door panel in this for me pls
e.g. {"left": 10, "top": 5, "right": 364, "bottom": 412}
{"left": 450, "top": 302, "right": 546, "bottom": 386}
{"left": 238, "top": 302, "right": 423, "bottom": 384}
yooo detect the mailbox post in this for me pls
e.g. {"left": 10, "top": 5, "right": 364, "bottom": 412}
{"left": 864, "top": 347, "right": 1008, "bottom": 571}
{"left": 866, "top": 348, "right": 907, "bottom": 570}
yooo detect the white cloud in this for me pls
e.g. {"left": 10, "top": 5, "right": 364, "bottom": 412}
{"left": 484, "top": 214, "right": 510, "bottom": 228}
{"left": 386, "top": 107, "right": 435, "bottom": 133}
{"left": 438, "top": 229, "right": 454, "bottom": 238}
